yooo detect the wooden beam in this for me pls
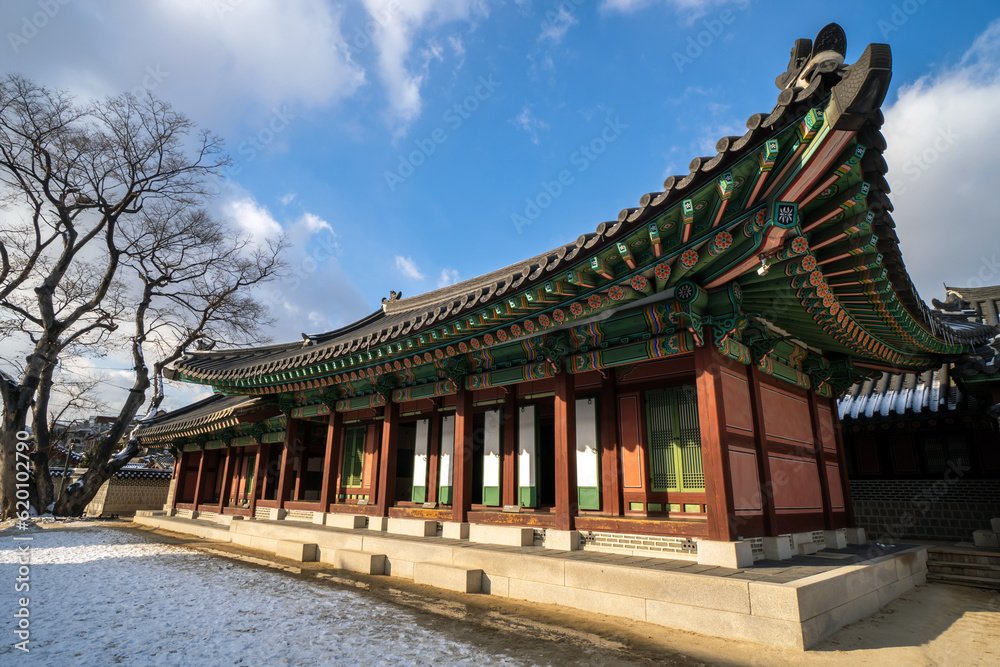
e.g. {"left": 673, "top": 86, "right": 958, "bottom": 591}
{"left": 376, "top": 400, "right": 400, "bottom": 516}
{"left": 502, "top": 390, "right": 517, "bottom": 508}
{"left": 451, "top": 388, "right": 474, "bottom": 523}
{"left": 553, "top": 370, "right": 578, "bottom": 531}
{"left": 249, "top": 444, "right": 265, "bottom": 516}
{"left": 217, "top": 447, "right": 235, "bottom": 513}
{"left": 808, "top": 391, "right": 835, "bottom": 530}
{"left": 694, "top": 329, "right": 737, "bottom": 541}
{"left": 426, "top": 403, "right": 441, "bottom": 505}
{"left": 191, "top": 450, "right": 206, "bottom": 512}
{"left": 276, "top": 419, "right": 298, "bottom": 509}
{"left": 599, "top": 373, "right": 622, "bottom": 517}
{"left": 748, "top": 364, "right": 777, "bottom": 536}
{"left": 829, "top": 395, "right": 856, "bottom": 526}
{"left": 319, "top": 411, "right": 342, "bottom": 511}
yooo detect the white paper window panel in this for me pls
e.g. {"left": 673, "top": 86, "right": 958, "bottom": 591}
{"left": 575, "top": 398, "right": 599, "bottom": 487}
{"left": 412, "top": 419, "right": 429, "bottom": 487}
{"left": 518, "top": 405, "right": 536, "bottom": 488}
{"left": 483, "top": 409, "right": 501, "bottom": 486}
{"left": 439, "top": 415, "right": 454, "bottom": 486}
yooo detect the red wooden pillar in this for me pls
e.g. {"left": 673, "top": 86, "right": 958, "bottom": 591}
{"left": 376, "top": 400, "right": 400, "bottom": 516}
{"left": 808, "top": 391, "right": 835, "bottom": 530}
{"left": 553, "top": 370, "right": 578, "bottom": 531}
{"left": 217, "top": 447, "right": 235, "bottom": 513}
{"left": 829, "top": 396, "right": 855, "bottom": 526}
{"left": 191, "top": 450, "right": 206, "bottom": 512}
{"left": 747, "top": 364, "right": 777, "bottom": 535}
{"left": 276, "top": 419, "right": 298, "bottom": 509}
{"left": 258, "top": 441, "right": 272, "bottom": 502}
{"left": 171, "top": 451, "right": 185, "bottom": 509}
{"left": 694, "top": 328, "right": 737, "bottom": 541}
{"left": 451, "top": 388, "right": 474, "bottom": 523}
{"left": 599, "top": 374, "right": 622, "bottom": 517}
{"left": 426, "top": 402, "right": 441, "bottom": 505}
{"left": 502, "top": 391, "right": 517, "bottom": 507}
{"left": 320, "top": 411, "right": 342, "bottom": 511}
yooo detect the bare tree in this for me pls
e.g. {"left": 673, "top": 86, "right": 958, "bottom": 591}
{"left": 0, "top": 74, "right": 284, "bottom": 517}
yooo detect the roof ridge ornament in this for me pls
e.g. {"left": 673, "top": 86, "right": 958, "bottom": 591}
{"left": 381, "top": 290, "right": 403, "bottom": 313}
{"left": 776, "top": 23, "right": 847, "bottom": 92}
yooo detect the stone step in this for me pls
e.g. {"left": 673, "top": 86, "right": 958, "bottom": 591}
{"left": 926, "top": 572, "right": 1000, "bottom": 590}
{"left": 928, "top": 548, "right": 1000, "bottom": 567}
{"left": 973, "top": 530, "right": 999, "bottom": 549}
{"left": 413, "top": 562, "right": 483, "bottom": 594}
{"left": 323, "top": 549, "right": 386, "bottom": 575}
{"left": 275, "top": 540, "right": 317, "bottom": 562}
{"left": 928, "top": 562, "right": 1000, "bottom": 580}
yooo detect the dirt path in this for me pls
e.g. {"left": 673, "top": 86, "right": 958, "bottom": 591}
{"left": 108, "top": 521, "right": 1000, "bottom": 666}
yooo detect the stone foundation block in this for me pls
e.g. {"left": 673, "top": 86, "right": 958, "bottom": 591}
{"left": 325, "top": 514, "right": 367, "bottom": 529}
{"left": 468, "top": 524, "right": 533, "bottom": 547}
{"left": 844, "top": 527, "right": 866, "bottom": 545}
{"left": 414, "top": 562, "right": 483, "bottom": 593}
{"left": 276, "top": 540, "right": 317, "bottom": 562}
{"left": 545, "top": 530, "right": 580, "bottom": 551}
{"left": 762, "top": 535, "right": 794, "bottom": 561}
{"left": 188, "top": 510, "right": 200, "bottom": 519}
{"left": 368, "top": 516, "right": 388, "bottom": 532}
{"left": 824, "top": 529, "right": 847, "bottom": 550}
{"left": 328, "top": 549, "right": 386, "bottom": 575}
{"left": 973, "top": 530, "right": 999, "bottom": 548}
{"left": 991, "top": 518, "right": 1000, "bottom": 534}
{"left": 312, "top": 512, "right": 328, "bottom": 525}
{"left": 441, "top": 522, "right": 469, "bottom": 540}
{"left": 216, "top": 515, "right": 243, "bottom": 526}
{"left": 267, "top": 508, "right": 287, "bottom": 521}
{"left": 386, "top": 518, "right": 437, "bottom": 537}
{"left": 697, "top": 540, "right": 753, "bottom": 569}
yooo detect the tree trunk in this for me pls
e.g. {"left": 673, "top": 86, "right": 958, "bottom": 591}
{"left": 31, "top": 363, "right": 57, "bottom": 513}
{"left": 53, "top": 437, "right": 140, "bottom": 516}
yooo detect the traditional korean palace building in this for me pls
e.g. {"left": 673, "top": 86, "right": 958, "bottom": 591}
{"left": 140, "top": 24, "right": 996, "bottom": 569}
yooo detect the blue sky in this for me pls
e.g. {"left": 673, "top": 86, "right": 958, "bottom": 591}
{"left": 4, "top": 0, "right": 1000, "bottom": 410}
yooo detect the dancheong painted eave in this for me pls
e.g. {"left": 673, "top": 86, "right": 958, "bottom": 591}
{"left": 159, "top": 23, "right": 995, "bottom": 413}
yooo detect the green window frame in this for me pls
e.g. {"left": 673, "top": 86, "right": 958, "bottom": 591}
{"left": 342, "top": 426, "right": 366, "bottom": 488}
{"left": 645, "top": 385, "right": 704, "bottom": 492}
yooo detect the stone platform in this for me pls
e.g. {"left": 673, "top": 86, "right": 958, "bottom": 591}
{"left": 133, "top": 512, "right": 927, "bottom": 650}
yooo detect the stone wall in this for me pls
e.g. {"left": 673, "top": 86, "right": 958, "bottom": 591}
{"left": 85, "top": 476, "right": 171, "bottom": 517}
{"left": 850, "top": 479, "right": 1000, "bottom": 541}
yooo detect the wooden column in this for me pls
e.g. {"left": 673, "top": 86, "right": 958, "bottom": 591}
{"left": 451, "top": 388, "right": 474, "bottom": 523}
{"left": 320, "top": 411, "right": 342, "bottom": 511}
{"left": 502, "top": 391, "right": 517, "bottom": 507}
{"left": 426, "top": 403, "right": 441, "bottom": 505}
{"left": 553, "top": 370, "right": 578, "bottom": 531}
{"left": 747, "top": 364, "right": 777, "bottom": 535}
{"left": 808, "top": 391, "right": 835, "bottom": 530}
{"left": 171, "top": 452, "right": 185, "bottom": 509}
{"left": 694, "top": 328, "right": 737, "bottom": 541}
{"left": 191, "top": 450, "right": 206, "bottom": 512}
{"left": 829, "top": 396, "right": 856, "bottom": 526}
{"left": 217, "top": 447, "right": 235, "bottom": 513}
{"left": 376, "top": 400, "right": 400, "bottom": 516}
{"left": 249, "top": 443, "right": 266, "bottom": 515}
{"left": 599, "top": 373, "right": 622, "bottom": 517}
{"left": 276, "top": 419, "right": 298, "bottom": 509}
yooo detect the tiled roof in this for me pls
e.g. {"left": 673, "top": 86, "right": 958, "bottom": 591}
{"left": 137, "top": 393, "right": 265, "bottom": 441}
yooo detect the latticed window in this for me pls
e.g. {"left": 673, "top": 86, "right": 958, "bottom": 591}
{"left": 342, "top": 426, "right": 366, "bottom": 488}
{"left": 645, "top": 385, "right": 704, "bottom": 491}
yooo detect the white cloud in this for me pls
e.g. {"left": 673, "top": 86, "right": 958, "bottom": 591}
{"left": 361, "top": 0, "right": 489, "bottom": 137}
{"left": 438, "top": 268, "right": 460, "bottom": 287}
{"left": 600, "top": 0, "right": 743, "bottom": 20}
{"left": 512, "top": 104, "right": 550, "bottom": 145}
{"left": 223, "top": 197, "right": 283, "bottom": 243}
{"left": 539, "top": 7, "right": 578, "bottom": 44}
{"left": 280, "top": 193, "right": 297, "bottom": 206}
{"left": 0, "top": 0, "right": 366, "bottom": 129}
{"left": 395, "top": 255, "right": 427, "bottom": 280}
{"left": 881, "top": 18, "right": 1000, "bottom": 301}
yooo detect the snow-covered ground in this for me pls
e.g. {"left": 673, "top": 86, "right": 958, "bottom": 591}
{"left": 0, "top": 526, "right": 528, "bottom": 666}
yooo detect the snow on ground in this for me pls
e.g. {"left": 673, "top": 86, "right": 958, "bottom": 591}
{"left": 0, "top": 527, "right": 527, "bottom": 666}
